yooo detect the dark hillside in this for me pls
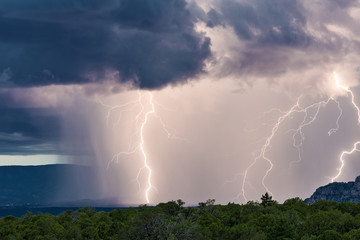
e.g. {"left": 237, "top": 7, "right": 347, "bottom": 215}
{"left": 0, "top": 164, "right": 99, "bottom": 206}
{"left": 305, "top": 176, "right": 360, "bottom": 204}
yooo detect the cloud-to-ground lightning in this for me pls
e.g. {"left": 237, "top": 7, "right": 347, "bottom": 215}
{"left": 241, "top": 98, "right": 333, "bottom": 201}
{"left": 242, "top": 100, "right": 302, "bottom": 199}
{"left": 239, "top": 71, "right": 360, "bottom": 202}
{"left": 99, "top": 91, "right": 184, "bottom": 204}
{"left": 330, "top": 72, "right": 360, "bottom": 182}
{"left": 99, "top": 91, "right": 154, "bottom": 203}
{"left": 330, "top": 141, "right": 360, "bottom": 182}
{"left": 139, "top": 92, "right": 156, "bottom": 203}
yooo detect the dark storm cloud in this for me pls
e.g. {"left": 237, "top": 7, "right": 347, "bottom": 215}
{"left": 327, "top": 0, "right": 359, "bottom": 8}
{"left": 0, "top": 0, "right": 211, "bottom": 89}
{"left": 207, "top": 0, "right": 309, "bottom": 46}
{"left": 205, "top": 0, "right": 360, "bottom": 89}
{"left": 204, "top": 0, "right": 312, "bottom": 82}
{"left": 0, "top": 87, "right": 101, "bottom": 156}
{"left": 0, "top": 106, "right": 61, "bottom": 154}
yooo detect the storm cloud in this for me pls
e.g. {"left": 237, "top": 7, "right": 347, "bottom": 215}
{"left": 207, "top": 0, "right": 308, "bottom": 46}
{"left": 0, "top": 0, "right": 211, "bottom": 89}
{"left": 0, "top": 106, "right": 60, "bottom": 155}
{"left": 1, "top": 0, "right": 360, "bottom": 157}
{"left": 2, "top": 0, "right": 360, "bottom": 204}
{"left": 204, "top": 0, "right": 360, "bottom": 93}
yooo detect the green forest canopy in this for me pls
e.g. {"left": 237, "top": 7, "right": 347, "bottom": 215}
{"left": 2, "top": 193, "right": 360, "bottom": 240}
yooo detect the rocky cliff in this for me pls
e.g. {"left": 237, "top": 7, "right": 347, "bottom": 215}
{"left": 305, "top": 176, "right": 360, "bottom": 204}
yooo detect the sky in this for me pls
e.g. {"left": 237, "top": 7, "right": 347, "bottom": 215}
{"left": 1, "top": 0, "right": 360, "bottom": 205}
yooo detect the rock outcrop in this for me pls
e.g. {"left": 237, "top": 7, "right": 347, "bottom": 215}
{"left": 305, "top": 176, "right": 360, "bottom": 204}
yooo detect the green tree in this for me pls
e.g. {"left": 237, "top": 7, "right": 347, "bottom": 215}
{"left": 156, "top": 200, "right": 184, "bottom": 216}
{"left": 226, "top": 223, "right": 266, "bottom": 240}
{"left": 260, "top": 193, "right": 277, "bottom": 207}
{"left": 317, "top": 229, "right": 343, "bottom": 240}
{"left": 343, "top": 228, "right": 360, "bottom": 240}
{"left": 302, "top": 210, "right": 342, "bottom": 236}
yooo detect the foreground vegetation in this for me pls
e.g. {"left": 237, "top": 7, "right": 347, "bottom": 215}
{"left": 2, "top": 194, "right": 360, "bottom": 239}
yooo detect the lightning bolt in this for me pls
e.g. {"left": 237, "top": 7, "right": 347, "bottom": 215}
{"left": 137, "top": 92, "right": 154, "bottom": 203}
{"left": 330, "top": 141, "right": 360, "bottom": 182}
{"left": 288, "top": 97, "right": 340, "bottom": 167}
{"left": 99, "top": 91, "right": 154, "bottom": 203}
{"left": 99, "top": 91, "right": 185, "bottom": 204}
{"left": 328, "top": 100, "right": 343, "bottom": 136}
{"left": 330, "top": 72, "right": 360, "bottom": 182}
{"left": 241, "top": 98, "right": 330, "bottom": 201}
{"left": 333, "top": 72, "right": 360, "bottom": 124}
{"left": 240, "top": 71, "right": 358, "bottom": 202}
{"left": 240, "top": 100, "right": 298, "bottom": 201}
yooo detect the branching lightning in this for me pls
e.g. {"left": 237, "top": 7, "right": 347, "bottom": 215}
{"left": 334, "top": 72, "right": 360, "bottom": 124}
{"left": 97, "top": 72, "right": 359, "bottom": 204}
{"left": 99, "top": 91, "right": 182, "bottom": 204}
{"left": 330, "top": 72, "right": 360, "bottom": 182}
{"left": 241, "top": 98, "right": 332, "bottom": 201}
{"left": 239, "top": 71, "right": 360, "bottom": 202}
{"left": 288, "top": 98, "right": 337, "bottom": 167}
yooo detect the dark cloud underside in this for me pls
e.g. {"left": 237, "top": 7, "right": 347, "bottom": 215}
{"left": 0, "top": 107, "right": 60, "bottom": 154}
{"left": 208, "top": 0, "right": 309, "bottom": 46}
{"left": 0, "top": 0, "right": 211, "bottom": 89}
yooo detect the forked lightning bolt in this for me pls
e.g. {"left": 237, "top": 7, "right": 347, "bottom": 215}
{"left": 240, "top": 71, "right": 360, "bottom": 202}
{"left": 330, "top": 141, "right": 360, "bottom": 182}
{"left": 241, "top": 97, "right": 335, "bottom": 201}
{"left": 99, "top": 91, "right": 182, "bottom": 204}
{"left": 330, "top": 72, "right": 360, "bottom": 182}
{"left": 288, "top": 97, "right": 338, "bottom": 167}
{"left": 333, "top": 72, "right": 360, "bottom": 124}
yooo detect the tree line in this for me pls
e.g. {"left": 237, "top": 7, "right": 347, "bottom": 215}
{"left": 2, "top": 193, "right": 360, "bottom": 239}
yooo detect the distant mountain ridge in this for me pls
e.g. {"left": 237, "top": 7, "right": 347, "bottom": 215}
{"left": 0, "top": 164, "right": 100, "bottom": 206}
{"left": 305, "top": 176, "right": 360, "bottom": 204}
